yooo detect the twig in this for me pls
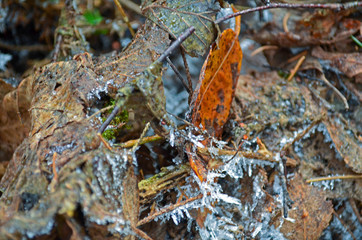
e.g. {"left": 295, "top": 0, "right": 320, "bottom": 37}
{"left": 180, "top": 47, "right": 193, "bottom": 96}
{"left": 117, "top": 0, "right": 142, "bottom": 15}
{"left": 52, "top": 152, "right": 58, "bottom": 182}
{"left": 280, "top": 154, "right": 293, "bottom": 218}
{"left": 298, "top": 72, "right": 349, "bottom": 110}
{"left": 166, "top": 57, "right": 189, "bottom": 92}
{"left": 0, "top": 40, "right": 51, "bottom": 52}
{"left": 283, "top": 12, "right": 291, "bottom": 33}
{"left": 52, "top": 35, "right": 63, "bottom": 62}
{"left": 97, "top": 132, "right": 113, "bottom": 150}
{"left": 287, "top": 55, "right": 305, "bottom": 81}
{"left": 87, "top": 105, "right": 113, "bottom": 121}
{"left": 286, "top": 50, "right": 307, "bottom": 64}
{"left": 215, "top": 2, "right": 362, "bottom": 24}
{"left": 132, "top": 122, "right": 150, "bottom": 152}
{"left": 250, "top": 45, "right": 278, "bottom": 56}
{"left": 98, "top": 104, "right": 122, "bottom": 133}
{"left": 137, "top": 194, "right": 203, "bottom": 226}
{"left": 114, "top": 0, "right": 135, "bottom": 37}
{"left": 157, "top": 27, "right": 195, "bottom": 63}
{"left": 306, "top": 174, "right": 362, "bottom": 183}
{"left": 349, "top": 199, "right": 362, "bottom": 224}
{"left": 319, "top": 75, "right": 349, "bottom": 110}
{"left": 131, "top": 226, "right": 154, "bottom": 240}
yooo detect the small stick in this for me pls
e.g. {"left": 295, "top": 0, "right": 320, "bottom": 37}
{"left": 52, "top": 152, "right": 58, "bottom": 182}
{"left": 215, "top": 2, "right": 362, "bottom": 24}
{"left": 87, "top": 105, "right": 113, "bottom": 121}
{"left": 283, "top": 12, "right": 291, "bottom": 33}
{"left": 286, "top": 50, "right": 307, "bottom": 64}
{"left": 98, "top": 104, "right": 122, "bottom": 133}
{"left": 157, "top": 27, "right": 195, "bottom": 63}
{"left": 318, "top": 75, "right": 349, "bottom": 110}
{"left": 132, "top": 122, "right": 151, "bottom": 152}
{"left": 166, "top": 57, "right": 190, "bottom": 92}
{"left": 117, "top": 0, "right": 142, "bottom": 15}
{"left": 250, "top": 45, "right": 278, "bottom": 56}
{"left": 114, "top": 0, "right": 135, "bottom": 37}
{"left": 137, "top": 193, "right": 203, "bottom": 226}
{"left": 131, "top": 226, "right": 154, "bottom": 240}
{"left": 180, "top": 47, "right": 193, "bottom": 95}
{"left": 306, "top": 174, "right": 362, "bottom": 183}
{"left": 97, "top": 132, "right": 113, "bottom": 150}
{"left": 287, "top": 55, "right": 305, "bottom": 81}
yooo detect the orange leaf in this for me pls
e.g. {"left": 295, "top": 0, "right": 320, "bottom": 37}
{"left": 188, "top": 28, "right": 242, "bottom": 182}
{"left": 191, "top": 28, "right": 242, "bottom": 139}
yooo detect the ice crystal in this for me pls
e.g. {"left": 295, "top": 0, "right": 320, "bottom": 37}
{"left": 86, "top": 76, "right": 113, "bottom": 100}
{"left": 310, "top": 175, "right": 342, "bottom": 190}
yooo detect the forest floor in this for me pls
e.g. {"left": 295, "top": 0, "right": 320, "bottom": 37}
{"left": 0, "top": 0, "right": 361, "bottom": 239}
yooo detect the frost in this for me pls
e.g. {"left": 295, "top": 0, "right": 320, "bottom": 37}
{"left": 310, "top": 175, "right": 342, "bottom": 190}
{"left": 169, "top": 128, "right": 175, "bottom": 147}
{"left": 0, "top": 52, "right": 12, "bottom": 71}
{"left": 86, "top": 77, "right": 113, "bottom": 100}
{"left": 220, "top": 154, "right": 275, "bottom": 179}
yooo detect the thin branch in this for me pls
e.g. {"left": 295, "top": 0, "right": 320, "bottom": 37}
{"left": 166, "top": 57, "right": 190, "bottom": 92}
{"left": 157, "top": 26, "right": 195, "bottom": 63}
{"left": 306, "top": 174, "right": 362, "bottom": 183}
{"left": 215, "top": 2, "right": 362, "bottom": 24}
{"left": 180, "top": 47, "right": 193, "bottom": 95}
{"left": 117, "top": 0, "right": 142, "bottom": 15}
{"left": 137, "top": 194, "right": 203, "bottom": 226}
{"left": 114, "top": 0, "right": 135, "bottom": 37}
{"left": 287, "top": 55, "right": 305, "bottom": 81}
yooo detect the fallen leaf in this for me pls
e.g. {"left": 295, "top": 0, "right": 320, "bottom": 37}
{"left": 187, "top": 26, "right": 242, "bottom": 182}
{"left": 312, "top": 46, "right": 362, "bottom": 78}
{"left": 191, "top": 28, "right": 242, "bottom": 137}
{"left": 142, "top": 0, "right": 220, "bottom": 56}
{"left": 277, "top": 174, "right": 333, "bottom": 240}
{"left": 323, "top": 118, "right": 362, "bottom": 173}
{"left": 0, "top": 77, "right": 32, "bottom": 162}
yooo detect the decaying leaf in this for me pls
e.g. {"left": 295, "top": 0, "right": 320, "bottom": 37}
{"left": 0, "top": 19, "right": 171, "bottom": 239}
{"left": 191, "top": 28, "right": 242, "bottom": 138}
{"left": 323, "top": 117, "right": 362, "bottom": 173}
{"left": 0, "top": 77, "right": 32, "bottom": 163}
{"left": 312, "top": 46, "right": 362, "bottom": 78}
{"left": 187, "top": 27, "right": 242, "bottom": 181}
{"left": 277, "top": 174, "right": 333, "bottom": 240}
{"left": 142, "top": 0, "right": 220, "bottom": 56}
{"left": 253, "top": 9, "right": 360, "bottom": 50}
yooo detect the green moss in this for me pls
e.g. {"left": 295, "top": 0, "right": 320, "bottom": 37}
{"left": 102, "top": 129, "right": 116, "bottom": 140}
{"left": 101, "top": 103, "right": 130, "bottom": 141}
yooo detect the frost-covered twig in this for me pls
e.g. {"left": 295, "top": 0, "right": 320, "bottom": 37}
{"left": 306, "top": 174, "right": 362, "bottom": 183}
{"left": 137, "top": 194, "right": 203, "bottom": 226}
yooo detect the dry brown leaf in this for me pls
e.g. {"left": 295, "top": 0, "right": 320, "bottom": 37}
{"left": 312, "top": 46, "right": 362, "bottom": 78}
{"left": 278, "top": 174, "right": 333, "bottom": 240}
{"left": 323, "top": 118, "right": 362, "bottom": 173}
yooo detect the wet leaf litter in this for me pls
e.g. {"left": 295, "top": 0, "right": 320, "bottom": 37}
{"left": 0, "top": 0, "right": 361, "bottom": 239}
